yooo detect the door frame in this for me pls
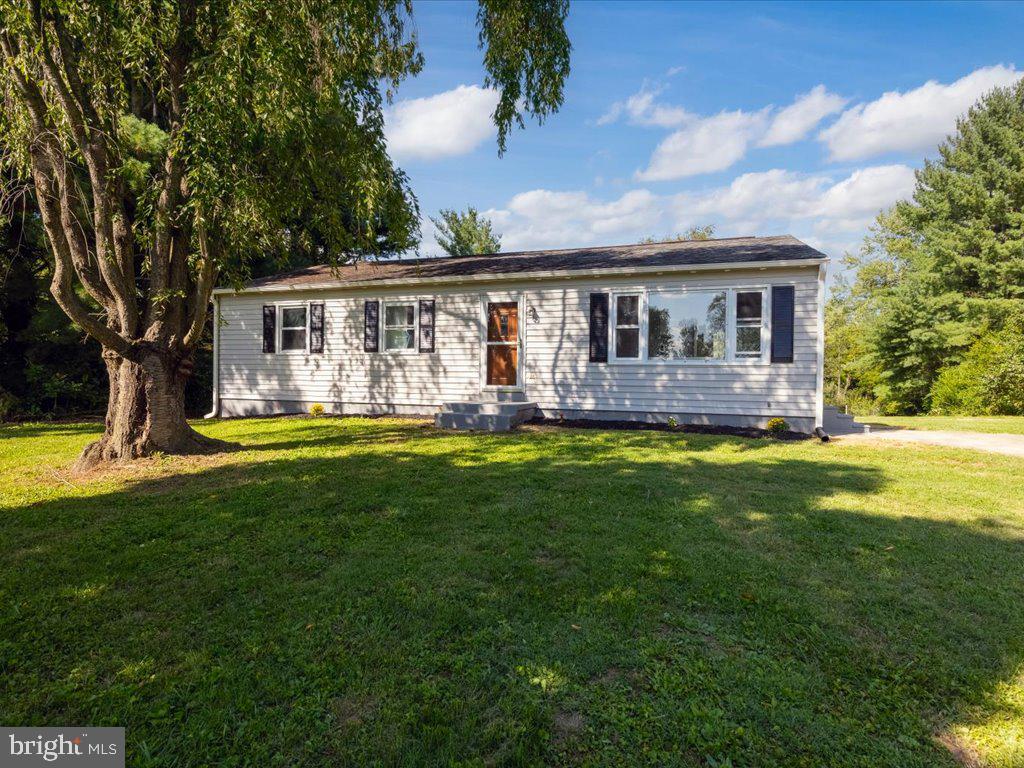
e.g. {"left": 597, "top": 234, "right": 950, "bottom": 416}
{"left": 479, "top": 292, "right": 525, "bottom": 391}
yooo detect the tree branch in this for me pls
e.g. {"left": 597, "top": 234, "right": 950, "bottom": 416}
{"left": 28, "top": 1, "right": 139, "bottom": 334}
{"left": 30, "top": 149, "right": 133, "bottom": 357}
{"left": 182, "top": 226, "right": 217, "bottom": 351}
{"left": 52, "top": 155, "right": 115, "bottom": 311}
{"left": 2, "top": 31, "right": 132, "bottom": 354}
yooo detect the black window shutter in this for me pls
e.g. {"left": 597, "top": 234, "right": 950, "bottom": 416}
{"left": 770, "top": 285, "right": 795, "bottom": 363}
{"left": 418, "top": 299, "right": 435, "bottom": 353}
{"left": 589, "top": 293, "right": 609, "bottom": 363}
{"left": 262, "top": 305, "right": 276, "bottom": 353}
{"left": 364, "top": 300, "right": 379, "bottom": 352}
{"left": 309, "top": 302, "right": 325, "bottom": 354}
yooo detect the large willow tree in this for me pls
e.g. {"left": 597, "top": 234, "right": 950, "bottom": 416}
{"left": 0, "top": 0, "right": 570, "bottom": 467}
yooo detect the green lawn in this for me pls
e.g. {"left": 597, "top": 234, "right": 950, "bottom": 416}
{"left": 1, "top": 418, "right": 1023, "bottom": 767}
{"left": 863, "top": 415, "right": 1024, "bottom": 435}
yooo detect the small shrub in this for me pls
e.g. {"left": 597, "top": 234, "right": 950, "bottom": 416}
{"left": 667, "top": 416, "right": 678, "bottom": 428}
{"left": 765, "top": 417, "right": 788, "bottom": 437}
{"left": 309, "top": 403, "right": 325, "bottom": 417}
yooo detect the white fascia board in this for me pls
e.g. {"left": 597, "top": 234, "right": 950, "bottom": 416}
{"left": 212, "top": 257, "right": 829, "bottom": 297}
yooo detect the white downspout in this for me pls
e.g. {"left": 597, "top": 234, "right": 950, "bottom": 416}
{"left": 814, "top": 262, "right": 827, "bottom": 430}
{"left": 204, "top": 294, "right": 220, "bottom": 419}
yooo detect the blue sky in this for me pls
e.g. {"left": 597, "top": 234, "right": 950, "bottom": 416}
{"left": 385, "top": 1, "right": 1024, "bottom": 263}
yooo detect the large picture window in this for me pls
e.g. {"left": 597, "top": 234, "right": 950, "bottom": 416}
{"left": 280, "top": 306, "right": 308, "bottom": 352}
{"left": 383, "top": 302, "right": 416, "bottom": 350}
{"left": 647, "top": 291, "right": 727, "bottom": 360}
{"left": 609, "top": 287, "right": 768, "bottom": 364}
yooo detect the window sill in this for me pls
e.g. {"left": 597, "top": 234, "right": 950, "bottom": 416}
{"left": 608, "top": 357, "right": 770, "bottom": 366}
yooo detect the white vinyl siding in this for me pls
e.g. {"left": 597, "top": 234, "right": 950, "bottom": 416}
{"left": 216, "top": 265, "right": 821, "bottom": 424}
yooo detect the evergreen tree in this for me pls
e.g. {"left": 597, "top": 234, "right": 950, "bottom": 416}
{"left": 430, "top": 208, "right": 502, "bottom": 256}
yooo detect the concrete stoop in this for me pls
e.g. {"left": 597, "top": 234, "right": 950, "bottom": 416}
{"left": 435, "top": 401, "right": 537, "bottom": 431}
{"left": 822, "top": 405, "right": 871, "bottom": 436}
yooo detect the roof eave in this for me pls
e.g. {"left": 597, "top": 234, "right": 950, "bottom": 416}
{"left": 212, "top": 256, "right": 829, "bottom": 297}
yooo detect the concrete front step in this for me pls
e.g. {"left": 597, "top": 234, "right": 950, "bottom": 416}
{"left": 472, "top": 390, "right": 530, "bottom": 403}
{"left": 822, "top": 405, "right": 870, "bottom": 435}
{"left": 435, "top": 401, "right": 537, "bottom": 431}
{"left": 441, "top": 402, "right": 535, "bottom": 415}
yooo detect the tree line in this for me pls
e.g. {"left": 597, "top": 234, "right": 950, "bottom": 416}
{"left": 825, "top": 80, "right": 1024, "bottom": 416}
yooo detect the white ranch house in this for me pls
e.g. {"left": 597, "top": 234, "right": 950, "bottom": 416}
{"left": 208, "top": 236, "right": 827, "bottom": 433}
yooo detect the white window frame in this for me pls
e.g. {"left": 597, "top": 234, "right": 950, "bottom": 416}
{"left": 381, "top": 299, "right": 419, "bottom": 353}
{"left": 610, "top": 292, "right": 643, "bottom": 361}
{"left": 276, "top": 302, "right": 310, "bottom": 355}
{"left": 609, "top": 285, "right": 771, "bottom": 365}
{"left": 733, "top": 289, "right": 768, "bottom": 360}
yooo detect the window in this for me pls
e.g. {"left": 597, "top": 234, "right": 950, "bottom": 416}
{"left": 607, "top": 287, "right": 769, "bottom": 364}
{"left": 735, "top": 291, "right": 764, "bottom": 358}
{"left": 647, "top": 291, "right": 726, "bottom": 360}
{"left": 614, "top": 294, "right": 641, "bottom": 359}
{"left": 383, "top": 302, "right": 416, "bottom": 350}
{"left": 280, "top": 306, "right": 308, "bottom": 351}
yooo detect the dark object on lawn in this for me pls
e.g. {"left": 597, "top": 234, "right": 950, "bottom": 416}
{"left": 814, "top": 427, "right": 830, "bottom": 442}
{"left": 766, "top": 417, "right": 789, "bottom": 437}
{"left": 528, "top": 417, "right": 809, "bottom": 441}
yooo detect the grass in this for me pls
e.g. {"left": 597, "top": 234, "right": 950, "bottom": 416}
{"left": 1, "top": 417, "right": 1023, "bottom": 767}
{"left": 862, "top": 415, "right": 1024, "bottom": 435}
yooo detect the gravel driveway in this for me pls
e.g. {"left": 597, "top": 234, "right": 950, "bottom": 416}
{"left": 840, "top": 428, "right": 1024, "bottom": 458}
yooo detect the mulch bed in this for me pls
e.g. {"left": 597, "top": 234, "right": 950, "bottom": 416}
{"left": 525, "top": 416, "right": 811, "bottom": 441}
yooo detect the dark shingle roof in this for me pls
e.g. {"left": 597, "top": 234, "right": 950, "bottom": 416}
{"left": 235, "top": 235, "right": 825, "bottom": 292}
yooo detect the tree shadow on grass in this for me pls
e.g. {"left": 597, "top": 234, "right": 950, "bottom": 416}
{"left": 1, "top": 426, "right": 1022, "bottom": 767}
{"left": 0, "top": 422, "right": 103, "bottom": 440}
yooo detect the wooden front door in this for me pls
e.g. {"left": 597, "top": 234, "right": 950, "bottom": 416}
{"left": 486, "top": 301, "right": 519, "bottom": 386}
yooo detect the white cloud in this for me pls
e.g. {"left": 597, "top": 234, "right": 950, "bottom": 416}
{"left": 470, "top": 164, "right": 916, "bottom": 256}
{"left": 597, "top": 82, "right": 691, "bottom": 128}
{"left": 676, "top": 164, "right": 916, "bottom": 233}
{"left": 385, "top": 84, "right": 499, "bottom": 161}
{"left": 819, "top": 65, "right": 1022, "bottom": 161}
{"left": 484, "top": 189, "right": 664, "bottom": 251}
{"left": 604, "top": 81, "right": 844, "bottom": 180}
{"left": 635, "top": 109, "right": 770, "bottom": 181}
{"left": 814, "top": 164, "right": 917, "bottom": 227}
{"left": 759, "top": 85, "right": 847, "bottom": 147}
{"left": 676, "top": 169, "right": 827, "bottom": 222}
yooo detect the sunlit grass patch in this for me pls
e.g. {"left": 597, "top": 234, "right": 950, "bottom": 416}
{"left": 0, "top": 416, "right": 1022, "bottom": 766}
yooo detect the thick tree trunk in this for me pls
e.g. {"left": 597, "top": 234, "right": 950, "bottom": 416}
{"left": 74, "top": 347, "right": 233, "bottom": 471}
